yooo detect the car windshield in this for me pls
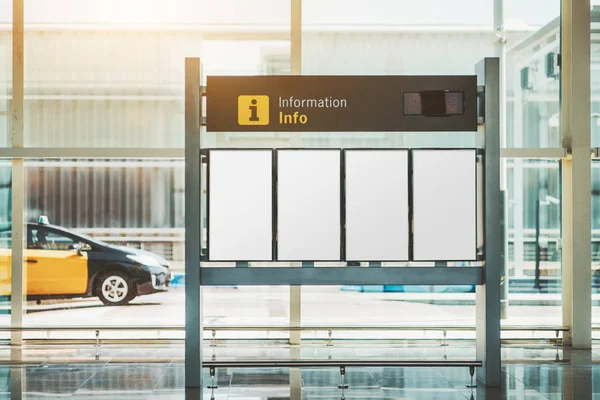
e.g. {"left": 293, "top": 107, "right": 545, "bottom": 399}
{"left": 0, "top": 225, "right": 106, "bottom": 249}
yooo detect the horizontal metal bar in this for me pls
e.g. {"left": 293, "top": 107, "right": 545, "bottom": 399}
{"left": 500, "top": 326, "right": 569, "bottom": 332}
{"left": 24, "top": 160, "right": 184, "bottom": 168}
{"left": 0, "top": 326, "right": 170, "bottom": 332}
{"left": 0, "top": 23, "right": 500, "bottom": 34}
{"left": 209, "top": 325, "right": 472, "bottom": 331}
{"left": 204, "top": 325, "right": 569, "bottom": 332}
{"left": 0, "top": 359, "right": 482, "bottom": 368}
{"left": 0, "top": 323, "right": 569, "bottom": 332}
{"left": 200, "top": 266, "right": 484, "bottom": 286}
{"left": 18, "top": 339, "right": 566, "bottom": 347}
{"left": 203, "top": 360, "right": 482, "bottom": 368}
{"left": 15, "top": 338, "right": 566, "bottom": 347}
{"left": 500, "top": 148, "right": 566, "bottom": 159}
{"left": 0, "top": 148, "right": 185, "bottom": 159}
{"left": 0, "top": 147, "right": 570, "bottom": 160}
{"left": 0, "top": 95, "right": 181, "bottom": 101}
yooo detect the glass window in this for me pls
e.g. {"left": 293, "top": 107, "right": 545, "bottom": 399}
{"left": 592, "top": 5, "right": 600, "bottom": 147}
{"left": 23, "top": 160, "right": 183, "bottom": 333}
{"left": 505, "top": 0, "right": 560, "bottom": 26}
{"left": 0, "top": 0, "right": 9, "bottom": 147}
{"left": 300, "top": 1, "right": 494, "bottom": 150}
{"left": 506, "top": 3, "right": 560, "bottom": 148}
{"left": 304, "top": 0, "right": 492, "bottom": 25}
{"left": 590, "top": 4, "right": 600, "bottom": 332}
{"left": 591, "top": 161, "right": 600, "bottom": 326}
{"left": 0, "top": 160, "right": 11, "bottom": 332}
{"left": 28, "top": 227, "right": 75, "bottom": 251}
{"left": 18, "top": 0, "right": 292, "bottom": 336}
{"left": 24, "top": 28, "right": 189, "bottom": 148}
{"left": 296, "top": 1, "right": 494, "bottom": 339}
{"left": 506, "top": 159, "right": 561, "bottom": 325}
{"left": 0, "top": 0, "right": 573, "bottom": 341}
{"left": 22, "top": 0, "right": 290, "bottom": 148}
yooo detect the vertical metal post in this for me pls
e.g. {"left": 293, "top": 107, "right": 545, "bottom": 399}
{"left": 289, "top": 346, "right": 302, "bottom": 400}
{"left": 509, "top": 12, "right": 525, "bottom": 280}
{"left": 10, "top": 364, "right": 24, "bottom": 400}
{"left": 561, "top": 0, "right": 591, "bottom": 349}
{"left": 476, "top": 57, "right": 502, "bottom": 387}
{"left": 561, "top": 158, "right": 573, "bottom": 344}
{"left": 499, "top": 191, "right": 507, "bottom": 318}
{"left": 291, "top": 0, "right": 302, "bottom": 75}
{"left": 512, "top": 109, "right": 525, "bottom": 278}
{"left": 11, "top": 0, "right": 24, "bottom": 152}
{"left": 562, "top": 347, "right": 593, "bottom": 397}
{"left": 289, "top": 0, "right": 303, "bottom": 347}
{"left": 534, "top": 198, "right": 541, "bottom": 290}
{"left": 289, "top": 5, "right": 303, "bottom": 396}
{"left": 11, "top": 0, "right": 25, "bottom": 347}
{"left": 494, "top": 0, "right": 509, "bottom": 319}
{"left": 561, "top": 0, "right": 573, "bottom": 345}
{"left": 185, "top": 57, "right": 203, "bottom": 389}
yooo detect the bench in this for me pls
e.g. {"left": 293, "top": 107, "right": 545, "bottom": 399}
{"left": 202, "top": 359, "right": 484, "bottom": 392}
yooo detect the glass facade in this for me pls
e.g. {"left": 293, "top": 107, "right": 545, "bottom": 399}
{"left": 0, "top": 0, "right": 593, "bottom": 343}
{"left": 0, "top": 161, "right": 9, "bottom": 332}
{"left": 0, "top": 0, "right": 11, "bottom": 335}
{"left": 11, "top": 0, "right": 295, "bottom": 336}
{"left": 592, "top": 6, "right": 600, "bottom": 327}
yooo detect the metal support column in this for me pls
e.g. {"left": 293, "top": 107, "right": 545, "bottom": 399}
{"left": 291, "top": 0, "right": 302, "bottom": 75}
{"left": 561, "top": 159, "right": 573, "bottom": 345}
{"left": 561, "top": 0, "right": 591, "bottom": 349}
{"left": 10, "top": 0, "right": 25, "bottom": 347}
{"left": 289, "top": 0, "right": 302, "bottom": 347}
{"left": 512, "top": 86, "right": 525, "bottom": 278}
{"left": 562, "top": 347, "right": 593, "bottom": 397}
{"left": 290, "top": 346, "right": 302, "bottom": 400}
{"left": 476, "top": 57, "right": 502, "bottom": 387}
{"left": 10, "top": 364, "right": 24, "bottom": 400}
{"left": 10, "top": 160, "right": 23, "bottom": 346}
{"left": 494, "top": 0, "right": 509, "bottom": 319}
{"left": 185, "top": 57, "right": 203, "bottom": 389}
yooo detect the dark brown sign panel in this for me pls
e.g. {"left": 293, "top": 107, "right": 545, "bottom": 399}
{"left": 206, "top": 75, "right": 477, "bottom": 132}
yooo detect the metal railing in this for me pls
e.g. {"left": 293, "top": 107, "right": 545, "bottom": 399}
{"left": 0, "top": 324, "right": 571, "bottom": 346}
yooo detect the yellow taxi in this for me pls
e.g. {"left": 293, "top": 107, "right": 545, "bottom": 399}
{"left": 0, "top": 217, "right": 171, "bottom": 305}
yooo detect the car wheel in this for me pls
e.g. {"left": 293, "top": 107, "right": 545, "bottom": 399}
{"left": 96, "top": 272, "right": 135, "bottom": 306}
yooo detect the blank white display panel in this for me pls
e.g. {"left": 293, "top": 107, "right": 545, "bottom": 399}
{"left": 345, "top": 150, "right": 409, "bottom": 261}
{"left": 277, "top": 150, "right": 341, "bottom": 261}
{"left": 412, "top": 150, "right": 477, "bottom": 261}
{"left": 208, "top": 150, "right": 272, "bottom": 261}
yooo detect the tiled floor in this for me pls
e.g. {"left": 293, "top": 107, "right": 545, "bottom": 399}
{"left": 0, "top": 344, "right": 597, "bottom": 399}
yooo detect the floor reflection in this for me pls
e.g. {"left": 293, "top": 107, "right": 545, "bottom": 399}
{"left": 0, "top": 362, "right": 596, "bottom": 399}
{"left": 0, "top": 344, "right": 598, "bottom": 399}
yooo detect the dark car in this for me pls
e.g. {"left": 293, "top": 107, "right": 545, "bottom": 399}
{"left": 0, "top": 217, "right": 171, "bottom": 306}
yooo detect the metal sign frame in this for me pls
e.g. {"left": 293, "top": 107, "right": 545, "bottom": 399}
{"left": 205, "top": 147, "right": 481, "bottom": 264}
{"left": 343, "top": 148, "right": 410, "bottom": 263}
{"left": 184, "top": 57, "right": 501, "bottom": 389}
{"left": 205, "top": 148, "right": 276, "bottom": 263}
{"left": 410, "top": 148, "right": 480, "bottom": 263}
